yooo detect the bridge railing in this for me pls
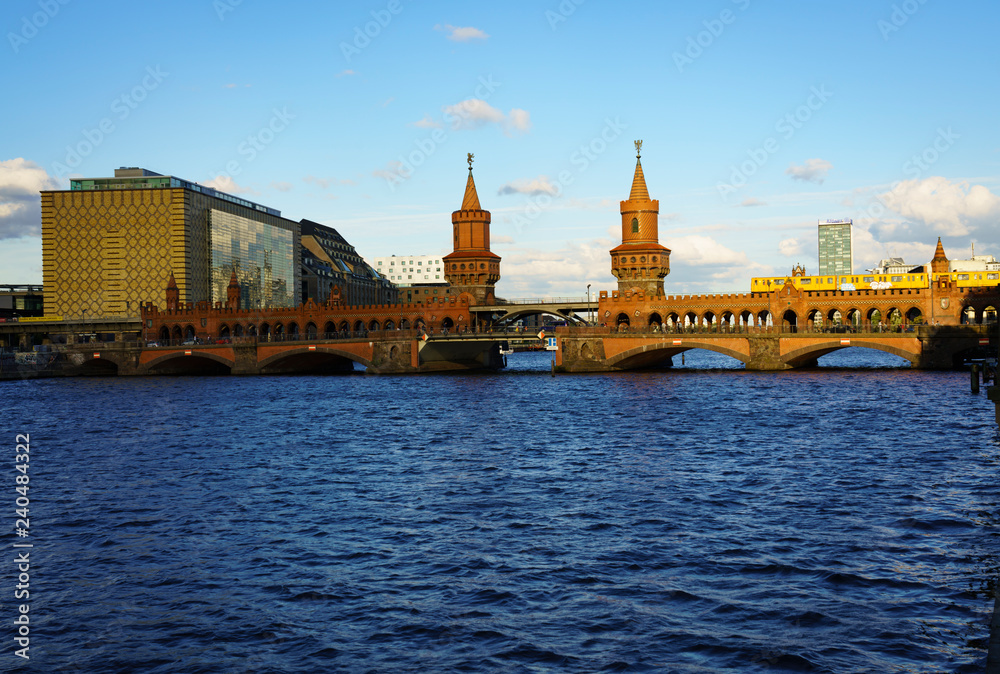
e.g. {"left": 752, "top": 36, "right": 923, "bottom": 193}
{"left": 495, "top": 297, "right": 590, "bottom": 305}
{"left": 555, "top": 324, "right": 998, "bottom": 337}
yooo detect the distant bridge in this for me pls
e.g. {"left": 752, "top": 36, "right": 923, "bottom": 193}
{"left": 555, "top": 325, "right": 996, "bottom": 372}
{"left": 472, "top": 297, "right": 596, "bottom": 325}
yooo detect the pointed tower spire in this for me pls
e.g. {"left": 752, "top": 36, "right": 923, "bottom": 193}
{"left": 165, "top": 271, "right": 179, "bottom": 311}
{"left": 629, "top": 141, "right": 650, "bottom": 201}
{"left": 610, "top": 141, "right": 671, "bottom": 297}
{"left": 444, "top": 153, "right": 500, "bottom": 305}
{"left": 462, "top": 154, "right": 481, "bottom": 210}
{"left": 930, "top": 236, "right": 949, "bottom": 275}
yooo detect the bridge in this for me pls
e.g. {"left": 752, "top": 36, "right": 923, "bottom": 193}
{"left": 0, "top": 331, "right": 510, "bottom": 380}
{"left": 555, "top": 324, "right": 996, "bottom": 372}
{"left": 472, "top": 297, "right": 596, "bottom": 325}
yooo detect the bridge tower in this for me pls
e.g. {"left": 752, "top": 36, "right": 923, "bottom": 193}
{"left": 611, "top": 141, "right": 671, "bottom": 296}
{"left": 443, "top": 153, "right": 501, "bottom": 305}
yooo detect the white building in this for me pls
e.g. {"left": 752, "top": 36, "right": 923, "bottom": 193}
{"left": 367, "top": 254, "right": 447, "bottom": 286}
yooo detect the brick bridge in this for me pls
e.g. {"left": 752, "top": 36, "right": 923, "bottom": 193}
{"left": 555, "top": 325, "right": 996, "bottom": 372}
{"left": 60, "top": 331, "right": 505, "bottom": 377}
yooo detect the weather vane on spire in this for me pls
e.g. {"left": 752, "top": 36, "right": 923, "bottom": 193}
{"left": 635, "top": 140, "right": 642, "bottom": 158}
{"left": 467, "top": 152, "right": 474, "bottom": 170}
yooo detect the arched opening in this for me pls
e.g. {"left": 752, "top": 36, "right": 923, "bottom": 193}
{"left": 233, "top": 324, "right": 244, "bottom": 338}
{"left": 721, "top": 311, "right": 735, "bottom": 332}
{"left": 184, "top": 325, "right": 196, "bottom": 340}
{"left": 740, "top": 310, "right": 754, "bottom": 329}
{"left": 441, "top": 317, "right": 454, "bottom": 331}
{"left": 962, "top": 306, "right": 977, "bottom": 324}
{"left": 846, "top": 309, "right": 861, "bottom": 329}
{"left": 338, "top": 320, "right": 350, "bottom": 334}
{"left": 400, "top": 318, "right": 411, "bottom": 330}
{"left": 78, "top": 358, "right": 119, "bottom": 377}
{"left": 219, "top": 325, "right": 230, "bottom": 340}
{"left": 259, "top": 323, "right": 271, "bottom": 340}
{"left": 905, "top": 307, "right": 922, "bottom": 328}
{"left": 287, "top": 322, "right": 300, "bottom": 340}
{"left": 368, "top": 319, "right": 381, "bottom": 332}
{"left": 684, "top": 312, "right": 697, "bottom": 330}
{"left": 757, "top": 311, "right": 772, "bottom": 329}
{"left": 703, "top": 311, "right": 716, "bottom": 331}
{"left": 648, "top": 312, "right": 662, "bottom": 331}
{"left": 306, "top": 322, "right": 317, "bottom": 339}
{"left": 414, "top": 319, "right": 426, "bottom": 332}
{"left": 985, "top": 306, "right": 997, "bottom": 324}
{"left": 828, "top": 309, "right": 842, "bottom": 325}
{"left": 887, "top": 308, "right": 902, "bottom": 331}
{"left": 384, "top": 319, "right": 396, "bottom": 331}
{"left": 807, "top": 310, "right": 823, "bottom": 332}
{"left": 158, "top": 326, "right": 170, "bottom": 342}
{"left": 171, "top": 325, "right": 183, "bottom": 341}
{"left": 782, "top": 310, "right": 798, "bottom": 333}
{"left": 273, "top": 323, "right": 285, "bottom": 340}
{"left": 868, "top": 308, "right": 882, "bottom": 331}
{"left": 353, "top": 320, "right": 365, "bottom": 334}
{"left": 247, "top": 324, "right": 257, "bottom": 337}
{"left": 616, "top": 312, "right": 631, "bottom": 330}
{"left": 323, "top": 321, "right": 336, "bottom": 337}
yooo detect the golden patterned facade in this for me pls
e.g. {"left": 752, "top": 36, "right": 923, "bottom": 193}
{"left": 610, "top": 142, "right": 671, "bottom": 296}
{"left": 41, "top": 174, "right": 301, "bottom": 319}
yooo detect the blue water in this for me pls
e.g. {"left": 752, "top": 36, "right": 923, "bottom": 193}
{"left": 2, "top": 348, "right": 998, "bottom": 672}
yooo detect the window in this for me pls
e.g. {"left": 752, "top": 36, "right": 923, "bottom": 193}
{"left": 958, "top": 274, "right": 969, "bottom": 280}
{"left": 891, "top": 276, "right": 902, "bottom": 282}
{"left": 801, "top": 278, "right": 811, "bottom": 284}
{"left": 827, "top": 278, "right": 834, "bottom": 284}
{"left": 989, "top": 273, "right": 999, "bottom": 280}
{"left": 863, "top": 276, "right": 874, "bottom": 283}
{"left": 631, "top": 218, "right": 638, "bottom": 233}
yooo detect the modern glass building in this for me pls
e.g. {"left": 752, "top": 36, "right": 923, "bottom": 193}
{"left": 42, "top": 167, "right": 300, "bottom": 317}
{"left": 818, "top": 219, "right": 853, "bottom": 276}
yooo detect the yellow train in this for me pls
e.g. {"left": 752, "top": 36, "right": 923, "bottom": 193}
{"left": 751, "top": 270, "right": 1000, "bottom": 293}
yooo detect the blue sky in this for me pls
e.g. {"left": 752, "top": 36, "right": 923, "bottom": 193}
{"left": 2, "top": 0, "right": 999, "bottom": 299}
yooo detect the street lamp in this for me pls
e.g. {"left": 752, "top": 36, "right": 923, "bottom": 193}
{"left": 586, "top": 284, "right": 591, "bottom": 326}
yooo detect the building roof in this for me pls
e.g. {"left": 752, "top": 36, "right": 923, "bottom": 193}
{"left": 461, "top": 168, "right": 482, "bottom": 211}
{"left": 629, "top": 157, "right": 650, "bottom": 201}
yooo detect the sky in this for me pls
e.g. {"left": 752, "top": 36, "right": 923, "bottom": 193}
{"left": 2, "top": 0, "right": 999, "bottom": 300}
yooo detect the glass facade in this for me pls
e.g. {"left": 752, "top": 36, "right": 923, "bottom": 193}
{"left": 818, "top": 221, "right": 853, "bottom": 275}
{"left": 209, "top": 209, "right": 295, "bottom": 309}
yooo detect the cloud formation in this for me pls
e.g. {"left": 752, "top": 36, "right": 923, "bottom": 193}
{"left": 497, "top": 176, "right": 558, "bottom": 197}
{"left": 203, "top": 175, "right": 256, "bottom": 195}
{"left": 878, "top": 176, "right": 1000, "bottom": 236}
{"left": 0, "top": 158, "right": 60, "bottom": 239}
{"left": 410, "top": 114, "right": 443, "bottom": 129}
{"left": 786, "top": 158, "right": 832, "bottom": 184}
{"left": 443, "top": 99, "right": 531, "bottom": 135}
{"left": 740, "top": 197, "right": 766, "bottom": 207}
{"left": 778, "top": 238, "right": 803, "bottom": 256}
{"left": 435, "top": 24, "right": 489, "bottom": 42}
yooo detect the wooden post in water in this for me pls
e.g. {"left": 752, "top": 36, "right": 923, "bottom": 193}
{"left": 972, "top": 364, "right": 980, "bottom": 394}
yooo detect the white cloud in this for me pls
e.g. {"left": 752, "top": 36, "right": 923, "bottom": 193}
{"left": 435, "top": 24, "right": 489, "bottom": 42}
{"left": 786, "top": 158, "right": 833, "bottom": 184}
{"left": 668, "top": 234, "right": 762, "bottom": 268}
{"left": 304, "top": 175, "right": 332, "bottom": 189}
{"left": 410, "top": 114, "right": 443, "bottom": 129}
{"left": 270, "top": 181, "right": 292, "bottom": 192}
{"left": 878, "top": 176, "right": 1000, "bottom": 236}
{"left": 336, "top": 69, "right": 356, "bottom": 77}
{"left": 498, "top": 176, "right": 558, "bottom": 197}
{"left": 203, "top": 175, "right": 256, "bottom": 195}
{"left": 0, "top": 158, "right": 60, "bottom": 239}
{"left": 442, "top": 99, "right": 531, "bottom": 135}
{"left": 498, "top": 238, "right": 615, "bottom": 297}
{"left": 778, "top": 238, "right": 803, "bottom": 256}
{"left": 740, "top": 197, "right": 766, "bottom": 207}
{"left": 492, "top": 234, "right": 515, "bottom": 244}
{"left": 373, "top": 160, "right": 407, "bottom": 182}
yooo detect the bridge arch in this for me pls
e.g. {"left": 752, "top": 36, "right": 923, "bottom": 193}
{"left": 782, "top": 338, "right": 920, "bottom": 368}
{"left": 607, "top": 340, "right": 750, "bottom": 370}
{"left": 145, "top": 351, "right": 235, "bottom": 375}
{"left": 77, "top": 357, "right": 119, "bottom": 376}
{"left": 258, "top": 346, "right": 371, "bottom": 374}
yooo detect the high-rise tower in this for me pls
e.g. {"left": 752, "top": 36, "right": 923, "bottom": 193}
{"left": 443, "top": 153, "right": 501, "bottom": 304}
{"left": 610, "top": 141, "right": 670, "bottom": 296}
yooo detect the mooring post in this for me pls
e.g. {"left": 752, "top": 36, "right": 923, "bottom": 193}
{"left": 972, "top": 364, "right": 980, "bottom": 394}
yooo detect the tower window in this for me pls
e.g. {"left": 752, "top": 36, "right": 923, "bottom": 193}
{"left": 631, "top": 218, "right": 638, "bottom": 233}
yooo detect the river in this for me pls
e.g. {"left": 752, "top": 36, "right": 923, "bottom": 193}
{"left": 2, "top": 348, "right": 998, "bottom": 672}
